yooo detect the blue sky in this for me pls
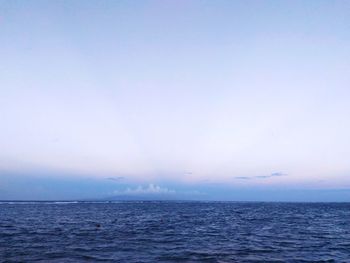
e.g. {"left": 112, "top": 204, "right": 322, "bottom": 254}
{"left": 1, "top": 0, "right": 350, "bottom": 201}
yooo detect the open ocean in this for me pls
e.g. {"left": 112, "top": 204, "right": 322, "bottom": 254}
{"left": 1, "top": 201, "right": 350, "bottom": 262}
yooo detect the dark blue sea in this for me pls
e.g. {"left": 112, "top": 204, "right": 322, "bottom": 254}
{"left": 1, "top": 201, "right": 350, "bottom": 262}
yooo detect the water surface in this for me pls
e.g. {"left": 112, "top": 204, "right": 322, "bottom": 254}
{"left": 1, "top": 201, "right": 350, "bottom": 262}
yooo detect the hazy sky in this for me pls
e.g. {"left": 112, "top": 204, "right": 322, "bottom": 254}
{"left": 1, "top": 0, "right": 350, "bottom": 200}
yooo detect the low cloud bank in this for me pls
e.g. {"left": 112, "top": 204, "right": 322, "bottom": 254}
{"left": 235, "top": 172, "right": 287, "bottom": 180}
{"left": 113, "top": 184, "right": 175, "bottom": 195}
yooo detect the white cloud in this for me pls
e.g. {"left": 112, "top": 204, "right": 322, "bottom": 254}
{"left": 114, "top": 184, "right": 175, "bottom": 195}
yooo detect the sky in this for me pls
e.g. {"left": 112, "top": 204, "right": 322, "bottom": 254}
{"left": 1, "top": 0, "right": 350, "bottom": 201}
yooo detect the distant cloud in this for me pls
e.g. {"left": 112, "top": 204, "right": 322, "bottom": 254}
{"left": 107, "top": 177, "right": 124, "bottom": 181}
{"left": 270, "top": 172, "right": 286, "bottom": 177}
{"left": 255, "top": 175, "right": 270, "bottom": 179}
{"left": 234, "top": 176, "right": 251, "bottom": 180}
{"left": 235, "top": 172, "right": 287, "bottom": 180}
{"left": 113, "top": 184, "right": 175, "bottom": 195}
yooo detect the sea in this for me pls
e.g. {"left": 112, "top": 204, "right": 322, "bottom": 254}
{"left": 1, "top": 201, "right": 350, "bottom": 262}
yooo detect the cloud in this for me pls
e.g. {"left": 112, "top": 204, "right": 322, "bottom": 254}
{"left": 270, "top": 172, "right": 286, "bottom": 177}
{"left": 235, "top": 172, "right": 287, "bottom": 180}
{"left": 113, "top": 184, "right": 175, "bottom": 195}
{"left": 234, "top": 176, "right": 251, "bottom": 180}
{"left": 107, "top": 177, "right": 124, "bottom": 181}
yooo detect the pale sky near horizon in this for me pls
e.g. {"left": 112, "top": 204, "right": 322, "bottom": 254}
{"left": 1, "top": 0, "right": 350, "bottom": 200}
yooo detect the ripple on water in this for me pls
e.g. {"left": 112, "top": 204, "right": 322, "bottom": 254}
{"left": 1, "top": 202, "right": 350, "bottom": 262}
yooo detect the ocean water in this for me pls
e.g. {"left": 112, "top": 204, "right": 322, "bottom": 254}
{"left": 1, "top": 201, "right": 350, "bottom": 262}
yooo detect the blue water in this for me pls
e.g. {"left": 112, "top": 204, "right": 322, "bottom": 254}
{"left": 1, "top": 201, "right": 350, "bottom": 262}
